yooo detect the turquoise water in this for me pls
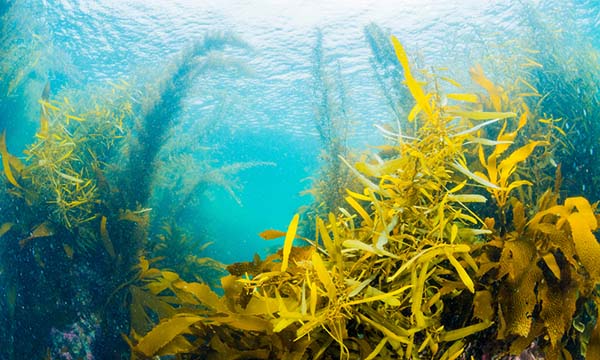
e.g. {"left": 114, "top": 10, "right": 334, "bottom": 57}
{"left": 1, "top": 0, "right": 600, "bottom": 358}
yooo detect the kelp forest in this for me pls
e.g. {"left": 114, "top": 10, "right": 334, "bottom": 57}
{"left": 1, "top": 2, "right": 600, "bottom": 360}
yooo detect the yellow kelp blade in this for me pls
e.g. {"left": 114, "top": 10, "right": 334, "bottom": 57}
{"left": 100, "top": 216, "right": 117, "bottom": 259}
{"left": 344, "top": 196, "right": 373, "bottom": 227}
{"left": 439, "top": 320, "right": 492, "bottom": 342}
{"left": 258, "top": 229, "right": 287, "bottom": 240}
{"left": 19, "top": 221, "right": 54, "bottom": 247}
{"left": 449, "top": 111, "right": 516, "bottom": 120}
{"left": 445, "top": 249, "right": 475, "bottom": 293}
{"left": 564, "top": 196, "right": 597, "bottom": 229}
{"left": 317, "top": 217, "right": 334, "bottom": 255}
{"left": 391, "top": 35, "right": 433, "bottom": 118}
{"left": 569, "top": 211, "right": 600, "bottom": 279}
{"left": 0, "top": 222, "right": 14, "bottom": 237}
{"left": 312, "top": 251, "right": 336, "bottom": 299}
{"left": 280, "top": 214, "right": 299, "bottom": 272}
{"left": 133, "top": 314, "right": 203, "bottom": 357}
{"left": 451, "top": 161, "right": 501, "bottom": 190}
{"left": 497, "top": 140, "right": 546, "bottom": 179}
{"left": 451, "top": 118, "right": 502, "bottom": 138}
{"left": 447, "top": 93, "right": 479, "bottom": 103}
{"left": 365, "top": 337, "right": 389, "bottom": 360}
{"left": 469, "top": 64, "right": 502, "bottom": 111}
{"left": 0, "top": 131, "right": 21, "bottom": 188}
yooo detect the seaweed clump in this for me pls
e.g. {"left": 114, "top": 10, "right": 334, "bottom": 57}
{"left": 126, "top": 36, "right": 600, "bottom": 359}
{"left": 0, "top": 32, "right": 272, "bottom": 359}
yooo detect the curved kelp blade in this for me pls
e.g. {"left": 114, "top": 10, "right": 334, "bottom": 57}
{"left": 0, "top": 131, "right": 22, "bottom": 188}
{"left": 280, "top": 213, "right": 300, "bottom": 272}
{"left": 133, "top": 314, "right": 203, "bottom": 357}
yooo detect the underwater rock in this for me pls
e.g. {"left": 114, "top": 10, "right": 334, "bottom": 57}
{"left": 50, "top": 314, "right": 99, "bottom": 360}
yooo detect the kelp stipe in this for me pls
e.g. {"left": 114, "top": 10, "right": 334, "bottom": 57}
{"left": 364, "top": 23, "right": 412, "bottom": 126}
{"left": 301, "top": 29, "right": 356, "bottom": 230}
{"left": 121, "top": 32, "right": 249, "bottom": 209}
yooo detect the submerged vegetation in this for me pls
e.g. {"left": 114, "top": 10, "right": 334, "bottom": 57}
{"left": 1, "top": 3, "right": 600, "bottom": 360}
{"left": 123, "top": 36, "right": 600, "bottom": 359}
{"left": 0, "top": 30, "right": 274, "bottom": 359}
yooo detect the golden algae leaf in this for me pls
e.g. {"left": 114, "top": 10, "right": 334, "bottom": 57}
{"left": 0, "top": 131, "right": 21, "bottom": 188}
{"left": 209, "top": 313, "right": 272, "bottom": 332}
{"left": 171, "top": 281, "right": 222, "bottom": 311}
{"left": 495, "top": 113, "right": 528, "bottom": 156}
{"left": 469, "top": 64, "right": 502, "bottom": 111}
{"left": 390, "top": 35, "right": 433, "bottom": 119}
{"left": 280, "top": 214, "right": 299, "bottom": 272}
{"left": 100, "top": 216, "right": 116, "bottom": 259}
{"left": 19, "top": 221, "right": 54, "bottom": 247}
{"left": 568, "top": 211, "right": 600, "bottom": 279}
{"left": 439, "top": 340, "right": 465, "bottom": 360}
{"left": 317, "top": 217, "right": 334, "bottom": 256}
{"left": 342, "top": 239, "right": 400, "bottom": 259}
{"left": 497, "top": 141, "right": 547, "bottom": 180}
{"left": 209, "top": 335, "right": 271, "bottom": 360}
{"left": 344, "top": 196, "right": 373, "bottom": 227}
{"left": 259, "top": 229, "right": 287, "bottom": 240}
{"left": 541, "top": 253, "right": 561, "bottom": 280}
{"left": 539, "top": 281, "right": 578, "bottom": 347}
{"left": 129, "top": 285, "right": 177, "bottom": 335}
{"left": 473, "top": 290, "right": 494, "bottom": 322}
{"left": 155, "top": 336, "right": 195, "bottom": 357}
{"left": 118, "top": 209, "right": 150, "bottom": 225}
{"left": 311, "top": 251, "right": 336, "bottom": 299}
{"left": 345, "top": 188, "right": 371, "bottom": 201}
{"left": 498, "top": 266, "right": 542, "bottom": 338}
{"left": 388, "top": 244, "right": 471, "bottom": 282}
{"left": 449, "top": 111, "right": 516, "bottom": 120}
{"left": 447, "top": 93, "right": 479, "bottom": 103}
{"left": 445, "top": 249, "right": 475, "bottom": 293}
{"left": 62, "top": 243, "right": 74, "bottom": 259}
{"left": 133, "top": 314, "right": 203, "bottom": 357}
{"left": 498, "top": 239, "right": 536, "bottom": 282}
{"left": 452, "top": 160, "right": 501, "bottom": 190}
{"left": 439, "top": 320, "right": 492, "bottom": 342}
{"left": 344, "top": 284, "right": 411, "bottom": 307}
{"left": 564, "top": 197, "right": 597, "bottom": 229}
{"left": 446, "top": 193, "right": 487, "bottom": 203}
{"left": 357, "top": 311, "right": 412, "bottom": 344}
{"left": 364, "top": 337, "right": 388, "bottom": 360}
{"left": 0, "top": 222, "right": 14, "bottom": 237}
{"left": 512, "top": 200, "right": 526, "bottom": 232}
{"left": 411, "top": 261, "right": 430, "bottom": 328}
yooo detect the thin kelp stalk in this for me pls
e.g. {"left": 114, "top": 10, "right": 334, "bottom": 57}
{"left": 124, "top": 41, "right": 206, "bottom": 208}
{"left": 122, "top": 33, "right": 248, "bottom": 210}
{"left": 305, "top": 29, "right": 354, "bottom": 221}
{"left": 96, "top": 34, "right": 249, "bottom": 358}
{"left": 364, "top": 23, "right": 412, "bottom": 134}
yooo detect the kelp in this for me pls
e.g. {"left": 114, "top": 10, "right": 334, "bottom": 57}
{"left": 301, "top": 29, "right": 357, "bottom": 228}
{"left": 0, "top": 31, "right": 276, "bottom": 359}
{"left": 128, "top": 34, "right": 600, "bottom": 360}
